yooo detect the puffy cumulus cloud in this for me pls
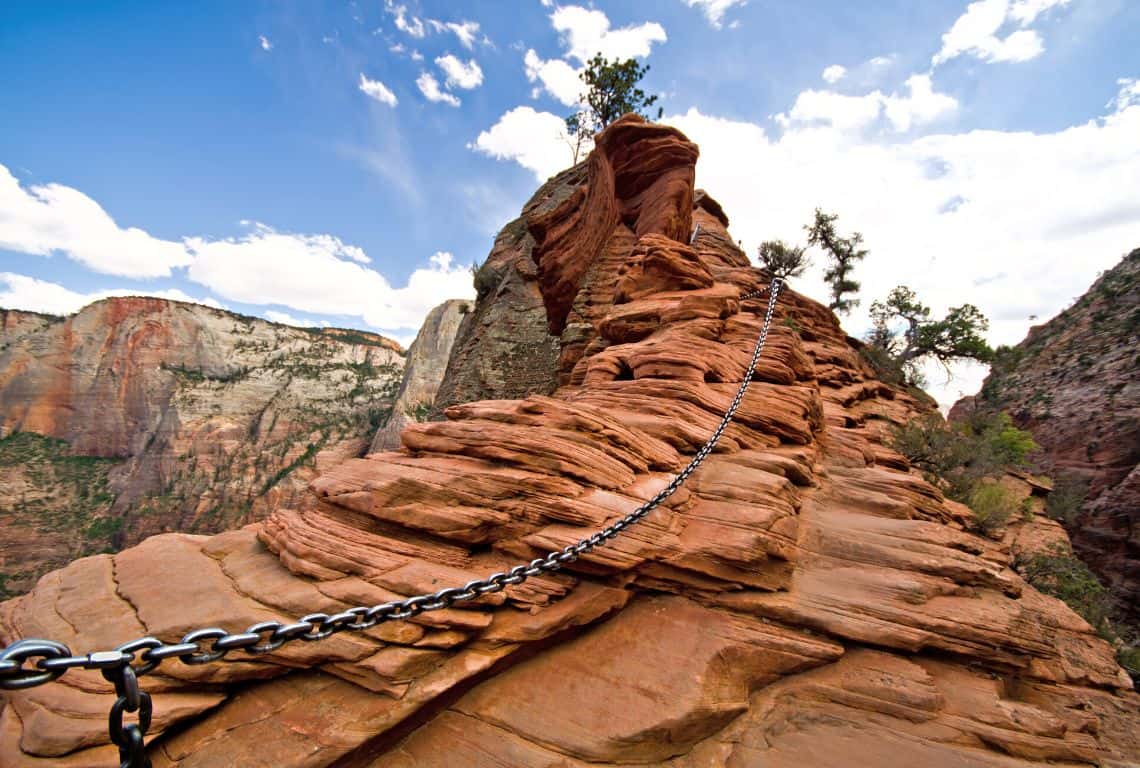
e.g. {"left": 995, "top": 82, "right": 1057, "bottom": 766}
{"left": 469, "top": 106, "right": 580, "bottom": 182}
{"left": 822, "top": 64, "right": 847, "bottom": 84}
{"left": 358, "top": 73, "right": 398, "bottom": 106}
{"left": 186, "top": 225, "right": 474, "bottom": 330}
{"left": 780, "top": 73, "right": 957, "bottom": 133}
{"left": 435, "top": 55, "right": 483, "bottom": 90}
{"left": 550, "top": 6, "right": 666, "bottom": 64}
{"left": 681, "top": 0, "right": 746, "bottom": 29}
{"left": 523, "top": 6, "right": 665, "bottom": 106}
{"left": 664, "top": 81, "right": 1140, "bottom": 406}
{"left": 258, "top": 35, "right": 272, "bottom": 51}
{"left": 263, "top": 310, "right": 330, "bottom": 328}
{"left": 0, "top": 272, "right": 224, "bottom": 316}
{"left": 416, "top": 72, "right": 460, "bottom": 106}
{"left": 0, "top": 163, "right": 193, "bottom": 278}
{"left": 0, "top": 171, "right": 475, "bottom": 334}
{"left": 883, "top": 74, "right": 959, "bottom": 132}
{"left": 932, "top": 0, "right": 1071, "bottom": 65}
{"left": 524, "top": 49, "right": 582, "bottom": 106}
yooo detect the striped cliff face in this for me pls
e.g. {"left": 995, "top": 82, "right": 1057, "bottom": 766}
{"left": 0, "top": 299, "right": 404, "bottom": 597}
{"left": 953, "top": 249, "right": 1140, "bottom": 630}
{"left": 1, "top": 116, "right": 1137, "bottom": 767}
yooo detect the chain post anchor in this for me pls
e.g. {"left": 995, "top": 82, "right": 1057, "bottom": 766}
{"left": 102, "top": 663, "right": 153, "bottom": 768}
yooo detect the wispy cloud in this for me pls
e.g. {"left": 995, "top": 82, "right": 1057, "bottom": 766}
{"left": 417, "top": 72, "right": 461, "bottom": 106}
{"left": 681, "top": 0, "right": 747, "bottom": 29}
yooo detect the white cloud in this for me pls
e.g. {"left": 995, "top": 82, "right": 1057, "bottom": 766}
{"left": 550, "top": 6, "right": 667, "bottom": 64}
{"left": 388, "top": 3, "right": 425, "bottom": 38}
{"left": 428, "top": 19, "right": 482, "bottom": 49}
{"left": 524, "top": 49, "right": 583, "bottom": 106}
{"left": 416, "top": 72, "right": 461, "bottom": 106}
{"left": 186, "top": 224, "right": 474, "bottom": 329}
{"left": 258, "top": 35, "right": 272, "bottom": 51}
{"left": 1009, "top": 0, "right": 1071, "bottom": 25}
{"left": 0, "top": 164, "right": 193, "bottom": 278}
{"left": 358, "top": 73, "right": 398, "bottom": 106}
{"left": 264, "top": 310, "right": 330, "bottom": 328}
{"left": 0, "top": 169, "right": 474, "bottom": 334}
{"left": 932, "top": 0, "right": 1070, "bottom": 65}
{"left": 435, "top": 55, "right": 483, "bottom": 90}
{"left": 522, "top": 6, "right": 666, "bottom": 106}
{"left": 1107, "top": 77, "right": 1140, "bottom": 112}
{"left": 681, "top": 0, "right": 746, "bottom": 29}
{"left": 469, "top": 106, "right": 579, "bottom": 182}
{"left": 883, "top": 74, "right": 959, "bottom": 132}
{"left": 780, "top": 74, "right": 957, "bottom": 133}
{"left": 0, "top": 272, "right": 223, "bottom": 316}
{"left": 822, "top": 64, "right": 847, "bottom": 84}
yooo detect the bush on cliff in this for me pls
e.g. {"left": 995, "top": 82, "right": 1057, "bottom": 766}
{"left": 968, "top": 483, "right": 1018, "bottom": 534}
{"left": 890, "top": 411, "right": 1037, "bottom": 505}
{"left": 866, "top": 286, "right": 994, "bottom": 387}
{"left": 757, "top": 240, "right": 810, "bottom": 281}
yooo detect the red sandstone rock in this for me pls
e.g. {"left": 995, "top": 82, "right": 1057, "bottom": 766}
{"left": 952, "top": 249, "right": 1140, "bottom": 629}
{"left": 0, "top": 302, "right": 405, "bottom": 595}
{"left": 1, "top": 117, "right": 1136, "bottom": 767}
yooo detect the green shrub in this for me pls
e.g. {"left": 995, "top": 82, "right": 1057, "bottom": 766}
{"left": 1018, "top": 545, "right": 1115, "bottom": 637}
{"left": 968, "top": 484, "right": 1017, "bottom": 535}
{"left": 1046, "top": 474, "right": 1088, "bottom": 525}
{"left": 1118, "top": 644, "right": 1140, "bottom": 681}
{"left": 407, "top": 401, "right": 434, "bottom": 423}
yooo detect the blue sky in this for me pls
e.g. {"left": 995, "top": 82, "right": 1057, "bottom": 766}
{"left": 2, "top": 0, "right": 1138, "bottom": 404}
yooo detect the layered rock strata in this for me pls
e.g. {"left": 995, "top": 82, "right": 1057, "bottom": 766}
{"left": 0, "top": 301, "right": 404, "bottom": 595}
{"left": 371, "top": 299, "right": 472, "bottom": 452}
{"left": 953, "top": 249, "right": 1140, "bottom": 625}
{"left": 1, "top": 116, "right": 1136, "bottom": 767}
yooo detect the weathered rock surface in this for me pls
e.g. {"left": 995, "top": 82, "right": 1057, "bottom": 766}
{"left": 2, "top": 116, "right": 1137, "bottom": 767}
{"left": 0, "top": 302, "right": 404, "bottom": 596}
{"left": 953, "top": 249, "right": 1140, "bottom": 626}
{"left": 371, "top": 299, "right": 472, "bottom": 452}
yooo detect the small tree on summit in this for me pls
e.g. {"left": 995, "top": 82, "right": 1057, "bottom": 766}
{"left": 757, "top": 240, "right": 810, "bottom": 281}
{"left": 804, "top": 208, "right": 866, "bottom": 314}
{"left": 565, "top": 54, "right": 662, "bottom": 162}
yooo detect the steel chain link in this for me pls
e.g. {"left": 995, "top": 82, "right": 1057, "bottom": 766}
{"left": 0, "top": 278, "right": 781, "bottom": 767}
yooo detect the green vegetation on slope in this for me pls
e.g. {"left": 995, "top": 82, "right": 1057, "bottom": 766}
{"left": 0, "top": 432, "right": 123, "bottom": 598}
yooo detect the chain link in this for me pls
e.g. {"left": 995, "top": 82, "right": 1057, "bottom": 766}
{"left": 0, "top": 278, "right": 781, "bottom": 767}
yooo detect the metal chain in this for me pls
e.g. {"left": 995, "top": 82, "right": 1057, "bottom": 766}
{"left": 0, "top": 278, "right": 781, "bottom": 767}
